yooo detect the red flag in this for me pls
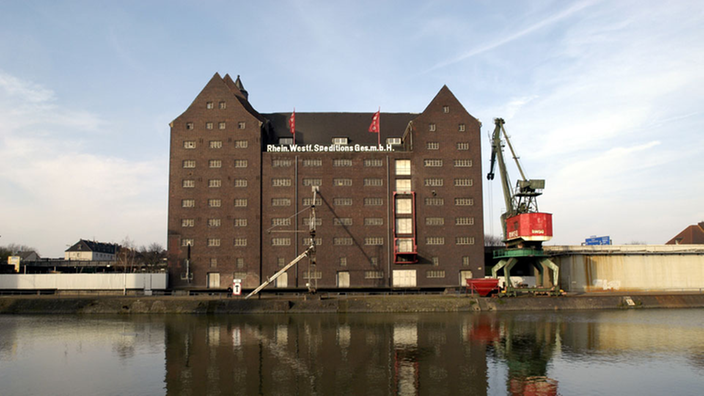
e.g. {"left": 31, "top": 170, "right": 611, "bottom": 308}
{"left": 289, "top": 109, "right": 296, "bottom": 135}
{"left": 368, "top": 110, "right": 380, "bottom": 133}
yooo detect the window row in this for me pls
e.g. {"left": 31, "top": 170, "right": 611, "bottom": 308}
{"left": 205, "top": 101, "right": 227, "bottom": 110}
{"left": 425, "top": 237, "right": 476, "bottom": 245}
{"left": 423, "top": 197, "right": 475, "bottom": 206}
{"left": 181, "top": 218, "right": 248, "bottom": 228}
{"left": 183, "top": 236, "right": 473, "bottom": 247}
{"left": 183, "top": 140, "right": 248, "bottom": 149}
{"left": 181, "top": 199, "right": 248, "bottom": 207}
{"left": 183, "top": 179, "right": 248, "bottom": 188}
{"left": 184, "top": 121, "right": 246, "bottom": 130}
{"left": 181, "top": 238, "right": 248, "bottom": 247}
{"left": 182, "top": 160, "right": 248, "bottom": 168}
{"left": 422, "top": 159, "right": 473, "bottom": 168}
{"left": 181, "top": 216, "right": 470, "bottom": 228}
{"left": 270, "top": 158, "right": 386, "bottom": 168}
{"left": 427, "top": 123, "right": 467, "bottom": 132}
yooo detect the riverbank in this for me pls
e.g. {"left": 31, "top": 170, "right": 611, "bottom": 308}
{"left": 2, "top": 292, "right": 704, "bottom": 314}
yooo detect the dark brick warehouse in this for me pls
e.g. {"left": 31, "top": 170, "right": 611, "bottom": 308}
{"left": 168, "top": 73, "right": 485, "bottom": 290}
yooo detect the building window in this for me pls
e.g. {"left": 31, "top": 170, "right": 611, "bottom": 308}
{"left": 234, "top": 160, "right": 248, "bottom": 168}
{"left": 272, "top": 238, "right": 291, "bottom": 246}
{"left": 333, "top": 158, "right": 353, "bottom": 167}
{"left": 425, "top": 197, "right": 444, "bottom": 206}
{"left": 272, "top": 198, "right": 291, "bottom": 206}
{"left": 429, "top": 123, "right": 436, "bottom": 132}
{"left": 183, "top": 160, "right": 196, "bottom": 168}
{"left": 454, "top": 178, "right": 473, "bottom": 187}
{"left": 279, "top": 137, "right": 293, "bottom": 145}
{"left": 365, "top": 271, "right": 384, "bottom": 279}
{"left": 182, "top": 179, "right": 195, "bottom": 188}
{"left": 206, "top": 122, "right": 214, "bottom": 130}
{"left": 333, "top": 198, "right": 353, "bottom": 206}
{"left": 364, "top": 178, "right": 383, "bottom": 187}
{"left": 364, "top": 198, "right": 383, "bottom": 206}
{"left": 459, "top": 124, "right": 466, "bottom": 132}
{"left": 456, "top": 217, "right": 475, "bottom": 226}
{"left": 208, "top": 218, "right": 221, "bottom": 227}
{"left": 333, "top": 178, "right": 352, "bottom": 187}
{"left": 303, "top": 158, "right": 322, "bottom": 167}
{"left": 427, "top": 270, "right": 445, "bottom": 278}
{"left": 365, "top": 218, "right": 383, "bottom": 226}
{"left": 303, "top": 178, "right": 322, "bottom": 186}
{"left": 182, "top": 219, "right": 195, "bottom": 227}
{"left": 396, "top": 238, "right": 414, "bottom": 253}
{"left": 339, "top": 257, "right": 347, "bottom": 267}
{"left": 426, "top": 237, "right": 445, "bottom": 245}
{"left": 364, "top": 159, "right": 383, "bottom": 167}
{"left": 457, "top": 142, "right": 469, "bottom": 150}
{"left": 271, "top": 218, "right": 291, "bottom": 227}
{"left": 234, "top": 218, "right": 248, "bottom": 227}
{"left": 396, "top": 197, "right": 413, "bottom": 214}
{"left": 234, "top": 238, "right": 247, "bottom": 247}
{"left": 278, "top": 257, "right": 286, "bottom": 267}
{"left": 463, "top": 256, "right": 470, "bottom": 267}
{"left": 303, "top": 270, "right": 322, "bottom": 280}
{"left": 303, "top": 197, "right": 322, "bottom": 206}
{"left": 219, "top": 122, "right": 226, "bottom": 130}
{"left": 443, "top": 106, "right": 450, "bottom": 113}
{"left": 272, "top": 178, "right": 292, "bottom": 187}
{"left": 456, "top": 237, "right": 475, "bottom": 245}
{"left": 454, "top": 159, "right": 473, "bottom": 167}
{"left": 238, "top": 122, "right": 245, "bottom": 129}
{"left": 219, "top": 101, "right": 226, "bottom": 109}
{"left": 432, "top": 257, "right": 440, "bottom": 266}
{"left": 365, "top": 237, "right": 384, "bottom": 246}
{"left": 387, "top": 137, "right": 402, "bottom": 145}
{"left": 207, "top": 239, "right": 220, "bottom": 247}
{"left": 210, "top": 140, "right": 223, "bottom": 149}
{"left": 234, "top": 179, "right": 247, "bottom": 188}
{"left": 208, "top": 199, "right": 221, "bottom": 207}
{"left": 184, "top": 141, "right": 196, "bottom": 149}
{"left": 182, "top": 199, "right": 195, "bottom": 208}
{"left": 332, "top": 137, "right": 349, "bottom": 145}
{"left": 209, "top": 159, "right": 222, "bottom": 168}
{"left": 396, "top": 218, "right": 413, "bottom": 234}
{"left": 210, "top": 258, "right": 217, "bottom": 268}
{"left": 334, "top": 237, "right": 353, "bottom": 246}
{"left": 424, "top": 178, "right": 443, "bottom": 187}
{"left": 455, "top": 198, "right": 474, "bottom": 206}
{"left": 333, "top": 218, "right": 353, "bottom": 226}
{"left": 303, "top": 237, "right": 323, "bottom": 246}
{"left": 186, "top": 122, "right": 194, "bottom": 130}
{"left": 303, "top": 217, "right": 322, "bottom": 226}
{"left": 273, "top": 158, "right": 293, "bottom": 167}
{"left": 424, "top": 159, "right": 443, "bottom": 167}
{"left": 396, "top": 179, "right": 412, "bottom": 192}
{"left": 208, "top": 179, "right": 221, "bottom": 188}
{"left": 234, "top": 198, "right": 248, "bottom": 207}
{"left": 395, "top": 159, "right": 411, "bottom": 175}
{"left": 182, "top": 239, "right": 194, "bottom": 246}
{"left": 370, "top": 257, "right": 379, "bottom": 266}
{"left": 234, "top": 140, "right": 248, "bottom": 148}
{"left": 426, "top": 142, "right": 439, "bottom": 150}
{"left": 236, "top": 258, "right": 244, "bottom": 269}
{"left": 426, "top": 217, "right": 444, "bottom": 226}
{"left": 206, "top": 101, "right": 214, "bottom": 109}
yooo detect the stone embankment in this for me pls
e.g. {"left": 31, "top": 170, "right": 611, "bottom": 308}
{"left": 2, "top": 293, "right": 704, "bottom": 314}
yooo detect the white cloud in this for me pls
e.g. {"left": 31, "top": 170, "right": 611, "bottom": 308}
{"left": 0, "top": 71, "right": 166, "bottom": 256}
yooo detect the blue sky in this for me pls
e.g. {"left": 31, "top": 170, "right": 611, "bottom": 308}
{"left": 1, "top": 0, "right": 702, "bottom": 256}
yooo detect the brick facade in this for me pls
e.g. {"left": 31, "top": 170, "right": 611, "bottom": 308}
{"left": 168, "top": 73, "right": 484, "bottom": 290}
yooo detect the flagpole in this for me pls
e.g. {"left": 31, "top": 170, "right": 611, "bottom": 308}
{"left": 377, "top": 107, "right": 381, "bottom": 147}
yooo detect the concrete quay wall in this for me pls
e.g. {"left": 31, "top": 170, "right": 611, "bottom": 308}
{"left": 2, "top": 293, "right": 704, "bottom": 314}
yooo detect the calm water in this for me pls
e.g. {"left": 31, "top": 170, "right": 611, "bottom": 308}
{"left": 1, "top": 309, "right": 703, "bottom": 396}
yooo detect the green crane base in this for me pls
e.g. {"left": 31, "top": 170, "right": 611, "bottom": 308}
{"left": 490, "top": 250, "right": 560, "bottom": 297}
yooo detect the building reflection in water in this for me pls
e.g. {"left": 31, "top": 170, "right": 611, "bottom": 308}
{"left": 164, "top": 314, "right": 489, "bottom": 396}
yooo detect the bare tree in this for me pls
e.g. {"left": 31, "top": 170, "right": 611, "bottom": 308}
{"left": 484, "top": 234, "right": 505, "bottom": 247}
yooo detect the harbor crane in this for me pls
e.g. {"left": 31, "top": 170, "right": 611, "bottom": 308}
{"left": 487, "top": 118, "right": 559, "bottom": 296}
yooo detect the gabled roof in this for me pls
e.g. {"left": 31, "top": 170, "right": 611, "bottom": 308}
{"left": 666, "top": 222, "right": 704, "bottom": 244}
{"left": 65, "top": 239, "right": 119, "bottom": 254}
{"left": 262, "top": 112, "right": 417, "bottom": 146}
